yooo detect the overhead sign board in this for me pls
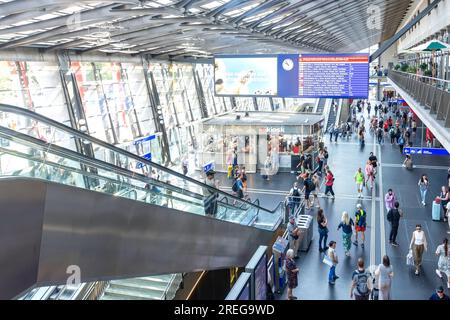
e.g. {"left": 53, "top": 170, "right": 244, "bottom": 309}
{"left": 214, "top": 53, "right": 369, "bottom": 98}
{"left": 403, "top": 147, "right": 450, "bottom": 156}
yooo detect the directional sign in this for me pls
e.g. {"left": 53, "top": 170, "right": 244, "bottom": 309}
{"left": 203, "top": 161, "right": 215, "bottom": 173}
{"left": 136, "top": 152, "right": 152, "bottom": 169}
{"left": 403, "top": 147, "right": 450, "bottom": 156}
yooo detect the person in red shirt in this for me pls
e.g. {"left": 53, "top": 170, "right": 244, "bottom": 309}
{"left": 325, "top": 169, "right": 335, "bottom": 199}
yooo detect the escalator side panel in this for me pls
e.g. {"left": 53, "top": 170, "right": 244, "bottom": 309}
{"left": 0, "top": 178, "right": 274, "bottom": 299}
{"left": 0, "top": 180, "right": 47, "bottom": 300}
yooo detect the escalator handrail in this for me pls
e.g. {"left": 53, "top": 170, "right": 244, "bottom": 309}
{"left": 0, "top": 144, "right": 206, "bottom": 208}
{"left": 0, "top": 126, "right": 248, "bottom": 213}
{"left": 0, "top": 103, "right": 279, "bottom": 214}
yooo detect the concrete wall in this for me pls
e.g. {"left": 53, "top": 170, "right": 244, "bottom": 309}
{"left": 397, "top": 0, "right": 450, "bottom": 50}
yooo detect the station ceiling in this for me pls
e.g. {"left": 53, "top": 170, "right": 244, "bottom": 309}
{"left": 0, "top": 0, "right": 413, "bottom": 60}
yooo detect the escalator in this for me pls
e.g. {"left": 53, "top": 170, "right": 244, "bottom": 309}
{"left": 0, "top": 104, "right": 284, "bottom": 299}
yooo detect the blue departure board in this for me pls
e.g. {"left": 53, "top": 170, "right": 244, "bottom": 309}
{"left": 214, "top": 53, "right": 369, "bottom": 98}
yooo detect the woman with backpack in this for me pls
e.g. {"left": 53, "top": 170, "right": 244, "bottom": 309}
{"left": 439, "top": 186, "right": 449, "bottom": 222}
{"left": 337, "top": 211, "right": 354, "bottom": 257}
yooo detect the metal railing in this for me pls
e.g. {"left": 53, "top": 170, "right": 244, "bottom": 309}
{"left": 389, "top": 70, "right": 450, "bottom": 127}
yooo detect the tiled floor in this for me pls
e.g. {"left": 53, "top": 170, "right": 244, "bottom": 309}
{"left": 204, "top": 106, "right": 450, "bottom": 300}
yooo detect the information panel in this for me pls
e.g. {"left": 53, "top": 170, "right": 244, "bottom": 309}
{"left": 214, "top": 53, "right": 369, "bottom": 98}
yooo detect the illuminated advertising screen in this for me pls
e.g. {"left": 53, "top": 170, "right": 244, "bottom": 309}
{"left": 254, "top": 253, "right": 267, "bottom": 300}
{"left": 214, "top": 53, "right": 369, "bottom": 98}
{"left": 214, "top": 55, "right": 278, "bottom": 96}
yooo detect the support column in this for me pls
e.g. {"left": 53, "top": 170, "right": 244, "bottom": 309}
{"left": 57, "top": 51, "right": 98, "bottom": 188}
{"left": 142, "top": 57, "right": 171, "bottom": 165}
{"left": 252, "top": 97, "right": 259, "bottom": 111}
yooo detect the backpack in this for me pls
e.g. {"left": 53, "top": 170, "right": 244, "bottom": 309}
{"left": 305, "top": 178, "right": 315, "bottom": 191}
{"left": 232, "top": 180, "right": 239, "bottom": 192}
{"left": 324, "top": 151, "right": 329, "bottom": 159}
{"left": 389, "top": 127, "right": 395, "bottom": 137}
{"left": 355, "top": 210, "right": 366, "bottom": 226}
{"left": 292, "top": 187, "right": 300, "bottom": 198}
{"left": 354, "top": 270, "right": 370, "bottom": 296}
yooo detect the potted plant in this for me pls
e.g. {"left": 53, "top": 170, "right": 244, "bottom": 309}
{"left": 400, "top": 63, "right": 409, "bottom": 72}
{"left": 394, "top": 64, "right": 401, "bottom": 70}
{"left": 419, "top": 63, "right": 428, "bottom": 71}
{"left": 424, "top": 70, "right": 432, "bottom": 77}
{"left": 407, "top": 66, "right": 417, "bottom": 74}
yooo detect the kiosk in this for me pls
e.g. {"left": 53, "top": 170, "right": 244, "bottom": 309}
{"left": 197, "top": 111, "right": 324, "bottom": 173}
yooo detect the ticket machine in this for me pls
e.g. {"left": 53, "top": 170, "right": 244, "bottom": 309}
{"left": 272, "top": 236, "right": 289, "bottom": 294}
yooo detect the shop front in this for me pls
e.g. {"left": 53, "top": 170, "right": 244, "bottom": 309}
{"left": 197, "top": 112, "right": 324, "bottom": 174}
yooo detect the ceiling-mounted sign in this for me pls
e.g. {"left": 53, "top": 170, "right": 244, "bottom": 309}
{"left": 214, "top": 53, "right": 369, "bottom": 98}
{"left": 403, "top": 147, "right": 450, "bottom": 156}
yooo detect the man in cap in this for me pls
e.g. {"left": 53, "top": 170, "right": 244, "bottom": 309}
{"left": 429, "top": 286, "right": 450, "bottom": 300}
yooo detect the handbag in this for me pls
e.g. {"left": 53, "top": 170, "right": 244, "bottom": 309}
{"left": 406, "top": 249, "right": 414, "bottom": 266}
{"left": 322, "top": 254, "right": 333, "bottom": 267}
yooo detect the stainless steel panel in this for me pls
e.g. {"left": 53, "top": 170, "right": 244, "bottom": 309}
{"left": 0, "top": 179, "right": 47, "bottom": 299}
{"left": 0, "top": 178, "right": 275, "bottom": 299}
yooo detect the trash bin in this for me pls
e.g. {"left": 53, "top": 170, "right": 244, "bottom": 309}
{"left": 297, "top": 215, "right": 313, "bottom": 252}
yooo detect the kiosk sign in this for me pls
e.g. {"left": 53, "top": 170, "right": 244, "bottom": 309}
{"left": 403, "top": 147, "right": 450, "bottom": 156}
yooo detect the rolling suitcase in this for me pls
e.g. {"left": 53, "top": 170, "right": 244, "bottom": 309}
{"left": 432, "top": 200, "right": 441, "bottom": 221}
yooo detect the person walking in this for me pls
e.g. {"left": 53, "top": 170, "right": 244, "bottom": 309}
{"left": 384, "top": 189, "right": 397, "bottom": 212}
{"left": 354, "top": 168, "right": 365, "bottom": 198}
{"left": 302, "top": 172, "right": 315, "bottom": 210}
{"left": 365, "top": 160, "right": 375, "bottom": 189}
{"left": 435, "top": 238, "right": 450, "bottom": 289}
{"left": 410, "top": 224, "right": 428, "bottom": 275}
{"left": 397, "top": 133, "right": 405, "bottom": 154}
{"left": 354, "top": 204, "right": 367, "bottom": 249}
{"left": 418, "top": 174, "right": 429, "bottom": 206}
{"left": 288, "top": 182, "right": 301, "bottom": 216}
{"left": 337, "top": 211, "right": 354, "bottom": 256}
{"left": 387, "top": 201, "right": 402, "bottom": 246}
{"left": 287, "top": 216, "right": 301, "bottom": 259}
{"left": 203, "top": 170, "right": 218, "bottom": 216}
{"left": 324, "top": 169, "right": 335, "bottom": 199}
{"left": 327, "top": 241, "right": 339, "bottom": 285}
{"left": 439, "top": 186, "right": 449, "bottom": 222}
{"left": 350, "top": 258, "right": 372, "bottom": 300}
{"left": 311, "top": 173, "right": 321, "bottom": 208}
{"left": 285, "top": 249, "right": 299, "bottom": 300}
{"left": 375, "top": 255, "right": 394, "bottom": 300}
{"left": 317, "top": 209, "right": 329, "bottom": 253}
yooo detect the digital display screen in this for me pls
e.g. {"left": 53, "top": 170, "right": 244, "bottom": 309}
{"left": 214, "top": 55, "right": 278, "bottom": 96}
{"left": 237, "top": 281, "right": 250, "bottom": 300}
{"left": 254, "top": 254, "right": 267, "bottom": 300}
{"left": 214, "top": 53, "right": 369, "bottom": 98}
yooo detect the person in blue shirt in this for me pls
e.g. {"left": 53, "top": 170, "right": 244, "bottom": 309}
{"left": 429, "top": 286, "right": 450, "bottom": 300}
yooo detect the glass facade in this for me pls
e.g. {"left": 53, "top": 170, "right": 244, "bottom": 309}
{"left": 0, "top": 57, "right": 317, "bottom": 169}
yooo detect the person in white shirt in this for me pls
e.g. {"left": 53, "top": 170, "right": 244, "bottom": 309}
{"left": 410, "top": 224, "right": 428, "bottom": 275}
